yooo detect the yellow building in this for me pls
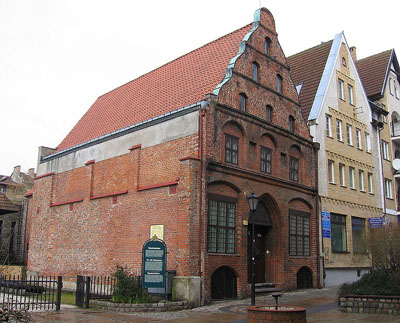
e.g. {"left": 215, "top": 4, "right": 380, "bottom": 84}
{"left": 288, "top": 33, "right": 387, "bottom": 286}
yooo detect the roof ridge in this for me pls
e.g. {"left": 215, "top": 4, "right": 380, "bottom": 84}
{"left": 356, "top": 49, "right": 392, "bottom": 62}
{"left": 288, "top": 39, "right": 333, "bottom": 59}
{"left": 97, "top": 23, "right": 253, "bottom": 100}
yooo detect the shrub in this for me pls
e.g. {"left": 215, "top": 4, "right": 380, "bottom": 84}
{"left": 338, "top": 268, "right": 400, "bottom": 297}
{"left": 112, "top": 266, "right": 150, "bottom": 304}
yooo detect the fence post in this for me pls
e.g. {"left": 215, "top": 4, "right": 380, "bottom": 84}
{"left": 56, "top": 276, "right": 62, "bottom": 311}
{"left": 85, "top": 276, "right": 90, "bottom": 308}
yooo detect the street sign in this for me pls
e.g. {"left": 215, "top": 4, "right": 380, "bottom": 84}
{"left": 142, "top": 239, "right": 166, "bottom": 289}
{"left": 368, "top": 217, "right": 383, "bottom": 228}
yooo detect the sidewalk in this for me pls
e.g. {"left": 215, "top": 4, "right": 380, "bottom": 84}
{"left": 30, "top": 287, "right": 400, "bottom": 322}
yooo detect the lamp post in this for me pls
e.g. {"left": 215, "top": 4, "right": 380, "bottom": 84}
{"left": 247, "top": 192, "right": 258, "bottom": 306}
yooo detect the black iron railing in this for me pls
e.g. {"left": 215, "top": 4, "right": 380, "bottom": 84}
{"left": 0, "top": 275, "right": 62, "bottom": 310}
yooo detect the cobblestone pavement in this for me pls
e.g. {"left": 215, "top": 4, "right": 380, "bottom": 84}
{"left": 30, "top": 286, "right": 400, "bottom": 322}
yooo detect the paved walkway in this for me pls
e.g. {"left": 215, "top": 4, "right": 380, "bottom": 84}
{"left": 30, "top": 287, "right": 400, "bottom": 322}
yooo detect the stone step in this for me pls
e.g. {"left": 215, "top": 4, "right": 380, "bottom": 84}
{"left": 255, "top": 282, "right": 276, "bottom": 288}
{"left": 255, "top": 287, "right": 282, "bottom": 294}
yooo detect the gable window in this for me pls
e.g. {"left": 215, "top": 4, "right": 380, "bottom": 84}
{"left": 348, "top": 84, "right": 354, "bottom": 105}
{"left": 326, "top": 114, "right": 332, "bottom": 137}
{"left": 359, "top": 170, "right": 364, "bottom": 191}
{"left": 261, "top": 146, "right": 272, "bottom": 174}
{"left": 346, "top": 124, "right": 353, "bottom": 146}
{"left": 289, "top": 156, "right": 299, "bottom": 181}
{"left": 382, "top": 140, "right": 389, "bottom": 160}
{"left": 276, "top": 74, "right": 283, "bottom": 93}
{"left": 368, "top": 173, "right": 373, "bottom": 194}
{"left": 225, "top": 134, "right": 238, "bottom": 164}
{"left": 289, "top": 116, "right": 295, "bottom": 132}
{"left": 331, "top": 213, "right": 347, "bottom": 252}
{"left": 385, "top": 178, "right": 393, "bottom": 198}
{"left": 336, "top": 119, "right": 343, "bottom": 141}
{"left": 338, "top": 79, "right": 345, "bottom": 100}
{"left": 328, "top": 160, "right": 335, "bottom": 183}
{"left": 265, "top": 37, "right": 271, "bottom": 55}
{"left": 356, "top": 128, "right": 362, "bottom": 149}
{"left": 207, "top": 198, "right": 236, "bottom": 253}
{"left": 352, "top": 217, "right": 367, "bottom": 253}
{"left": 339, "top": 163, "right": 345, "bottom": 186}
{"left": 289, "top": 210, "right": 310, "bottom": 256}
{"left": 266, "top": 105, "right": 273, "bottom": 122}
{"left": 349, "top": 167, "right": 355, "bottom": 189}
{"left": 365, "top": 132, "right": 371, "bottom": 152}
{"left": 239, "top": 93, "right": 247, "bottom": 112}
{"left": 252, "top": 62, "right": 259, "bottom": 82}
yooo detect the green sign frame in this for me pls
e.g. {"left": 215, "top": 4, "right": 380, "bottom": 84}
{"left": 142, "top": 239, "right": 167, "bottom": 289}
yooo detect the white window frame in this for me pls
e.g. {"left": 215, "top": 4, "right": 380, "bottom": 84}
{"left": 349, "top": 167, "right": 355, "bottom": 189}
{"left": 346, "top": 124, "right": 353, "bottom": 146}
{"left": 326, "top": 114, "right": 332, "bottom": 137}
{"left": 338, "top": 79, "right": 345, "bottom": 100}
{"left": 356, "top": 128, "right": 362, "bottom": 149}
{"left": 365, "top": 133, "right": 371, "bottom": 152}
{"left": 382, "top": 140, "right": 389, "bottom": 160}
{"left": 385, "top": 178, "right": 393, "bottom": 198}
{"left": 367, "top": 172, "right": 373, "bottom": 194}
{"left": 336, "top": 119, "right": 343, "bottom": 141}
{"left": 328, "top": 160, "right": 335, "bottom": 183}
{"left": 348, "top": 84, "right": 354, "bottom": 105}
{"left": 339, "top": 163, "right": 345, "bottom": 187}
{"left": 359, "top": 170, "right": 364, "bottom": 191}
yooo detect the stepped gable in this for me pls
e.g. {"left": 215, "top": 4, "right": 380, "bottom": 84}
{"left": 56, "top": 24, "right": 253, "bottom": 152}
{"left": 356, "top": 49, "right": 392, "bottom": 99}
{"left": 287, "top": 40, "right": 333, "bottom": 120}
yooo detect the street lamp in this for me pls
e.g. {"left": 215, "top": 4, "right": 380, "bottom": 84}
{"left": 247, "top": 192, "right": 258, "bottom": 306}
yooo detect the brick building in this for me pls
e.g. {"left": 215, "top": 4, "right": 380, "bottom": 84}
{"left": 27, "top": 8, "right": 319, "bottom": 304}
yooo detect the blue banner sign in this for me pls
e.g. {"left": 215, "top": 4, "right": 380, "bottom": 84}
{"left": 321, "top": 211, "right": 331, "bottom": 238}
{"left": 142, "top": 239, "right": 167, "bottom": 289}
{"left": 368, "top": 217, "right": 383, "bottom": 228}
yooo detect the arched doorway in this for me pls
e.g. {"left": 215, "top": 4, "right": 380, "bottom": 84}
{"left": 297, "top": 267, "right": 313, "bottom": 289}
{"left": 211, "top": 266, "right": 237, "bottom": 300}
{"left": 247, "top": 202, "right": 272, "bottom": 283}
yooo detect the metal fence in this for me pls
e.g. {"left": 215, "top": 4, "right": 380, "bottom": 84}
{"left": 0, "top": 275, "right": 62, "bottom": 311}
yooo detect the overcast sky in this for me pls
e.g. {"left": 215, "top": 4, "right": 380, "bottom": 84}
{"left": 1, "top": 0, "right": 399, "bottom": 175}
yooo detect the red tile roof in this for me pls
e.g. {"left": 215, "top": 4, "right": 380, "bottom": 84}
{"left": 287, "top": 40, "right": 333, "bottom": 120}
{"left": 56, "top": 24, "right": 253, "bottom": 152}
{"left": 356, "top": 50, "right": 392, "bottom": 99}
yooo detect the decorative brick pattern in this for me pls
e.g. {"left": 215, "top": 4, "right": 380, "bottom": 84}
{"left": 340, "top": 295, "right": 400, "bottom": 315}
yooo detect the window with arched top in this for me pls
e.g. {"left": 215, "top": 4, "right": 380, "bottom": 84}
{"left": 266, "top": 105, "right": 273, "bottom": 122}
{"left": 265, "top": 37, "right": 271, "bottom": 55}
{"left": 289, "top": 115, "right": 295, "bottom": 132}
{"left": 252, "top": 62, "right": 259, "bottom": 82}
{"left": 276, "top": 74, "right": 283, "bottom": 93}
{"left": 239, "top": 93, "right": 247, "bottom": 112}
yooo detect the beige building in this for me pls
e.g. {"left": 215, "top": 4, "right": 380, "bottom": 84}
{"left": 288, "top": 33, "right": 387, "bottom": 286}
{"left": 357, "top": 49, "right": 400, "bottom": 224}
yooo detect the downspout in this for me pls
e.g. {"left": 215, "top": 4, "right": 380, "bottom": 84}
{"left": 198, "top": 101, "right": 207, "bottom": 305}
{"left": 378, "top": 124, "right": 387, "bottom": 220}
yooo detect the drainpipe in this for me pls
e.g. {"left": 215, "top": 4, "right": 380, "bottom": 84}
{"left": 377, "top": 123, "right": 387, "bottom": 221}
{"left": 198, "top": 100, "right": 207, "bottom": 305}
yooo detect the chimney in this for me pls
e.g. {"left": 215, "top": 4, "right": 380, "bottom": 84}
{"left": 14, "top": 165, "right": 21, "bottom": 175}
{"left": 28, "top": 168, "right": 35, "bottom": 177}
{"left": 350, "top": 46, "right": 357, "bottom": 61}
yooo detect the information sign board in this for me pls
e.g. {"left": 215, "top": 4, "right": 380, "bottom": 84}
{"left": 142, "top": 239, "right": 166, "bottom": 289}
{"left": 321, "top": 211, "right": 331, "bottom": 238}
